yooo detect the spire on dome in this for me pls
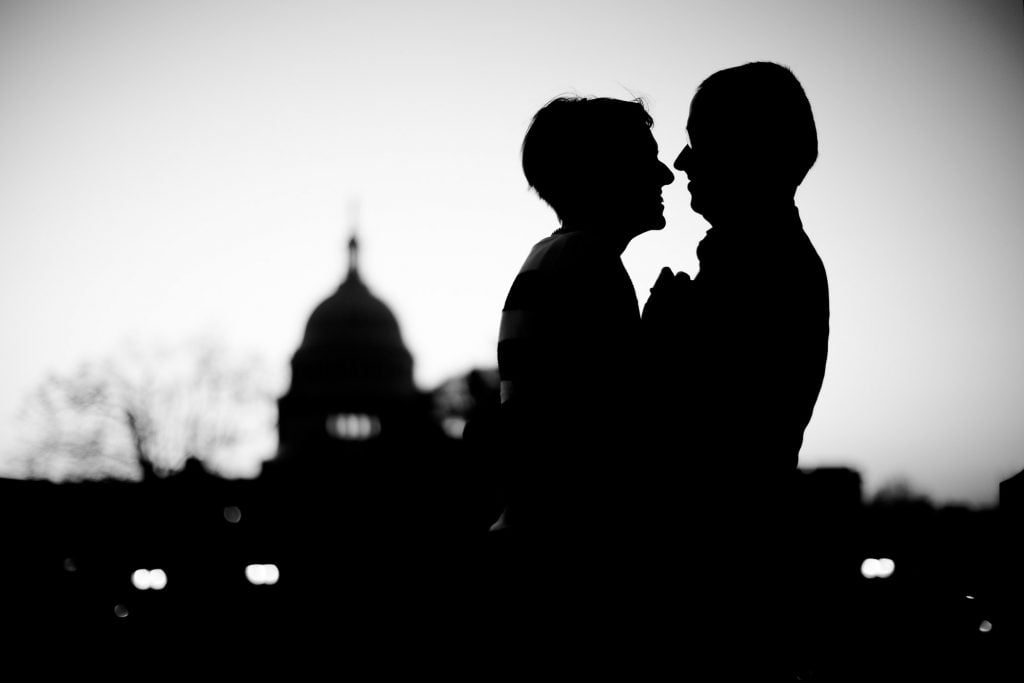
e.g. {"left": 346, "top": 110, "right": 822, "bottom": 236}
{"left": 348, "top": 234, "right": 360, "bottom": 278}
{"left": 346, "top": 198, "right": 361, "bottom": 279}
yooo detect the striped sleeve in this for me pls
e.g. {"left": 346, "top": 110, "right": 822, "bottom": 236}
{"left": 498, "top": 269, "right": 552, "bottom": 405}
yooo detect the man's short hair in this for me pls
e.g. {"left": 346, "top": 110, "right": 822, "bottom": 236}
{"left": 692, "top": 62, "right": 818, "bottom": 188}
{"left": 521, "top": 96, "right": 653, "bottom": 221}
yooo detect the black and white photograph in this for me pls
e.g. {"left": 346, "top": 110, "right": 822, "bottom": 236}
{"left": 0, "top": 1, "right": 1021, "bottom": 678}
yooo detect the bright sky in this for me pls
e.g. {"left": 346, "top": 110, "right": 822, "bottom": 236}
{"left": 1, "top": 0, "right": 1022, "bottom": 505}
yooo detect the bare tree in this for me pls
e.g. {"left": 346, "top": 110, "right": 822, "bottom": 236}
{"left": 12, "top": 338, "right": 279, "bottom": 481}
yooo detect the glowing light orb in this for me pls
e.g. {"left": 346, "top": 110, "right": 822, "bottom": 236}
{"left": 860, "top": 559, "right": 881, "bottom": 579}
{"left": 132, "top": 569, "right": 150, "bottom": 590}
{"left": 876, "top": 558, "right": 895, "bottom": 578}
{"left": 245, "top": 564, "right": 265, "bottom": 585}
{"left": 114, "top": 604, "right": 130, "bottom": 618}
{"left": 979, "top": 620, "right": 993, "bottom": 633}
{"left": 860, "top": 557, "right": 895, "bottom": 579}
{"left": 133, "top": 568, "right": 168, "bottom": 590}
{"left": 327, "top": 413, "right": 381, "bottom": 440}
{"left": 149, "top": 568, "right": 168, "bottom": 590}
{"left": 223, "top": 506, "right": 242, "bottom": 524}
{"left": 246, "top": 563, "right": 279, "bottom": 585}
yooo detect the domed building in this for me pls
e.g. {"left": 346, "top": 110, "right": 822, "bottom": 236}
{"left": 274, "top": 234, "right": 442, "bottom": 464}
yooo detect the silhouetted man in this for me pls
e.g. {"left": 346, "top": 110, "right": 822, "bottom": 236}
{"left": 644, "top": 62, "right": 829, "bottom": 680}
{"left": 493, "top": 96, "right": 674, "bottom": 658}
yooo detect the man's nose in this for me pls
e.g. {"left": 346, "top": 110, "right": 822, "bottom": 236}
{"left": 674, "top": 145, "right": 692, "bottom": 172}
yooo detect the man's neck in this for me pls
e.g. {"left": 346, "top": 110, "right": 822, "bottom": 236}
{"left": 709, "top": 198, "right": 799, "bottom": 234}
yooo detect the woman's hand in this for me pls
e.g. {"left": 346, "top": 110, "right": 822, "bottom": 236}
{"left": 642, "top": 267, "right": 691, "bottom": 334}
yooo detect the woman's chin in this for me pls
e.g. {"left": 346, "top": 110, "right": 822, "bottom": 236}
{"left": 645, "top": 214, "right": 667, "bottom": 232}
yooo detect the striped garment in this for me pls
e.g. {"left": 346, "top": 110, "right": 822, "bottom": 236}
{"left": 495, "top": 228, "right": 649, "bottom": 534}
{"left": 499, "top": 229, "right": 642, "bottom": 409}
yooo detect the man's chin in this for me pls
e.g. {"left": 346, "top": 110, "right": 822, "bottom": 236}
{"left": 689, "top": 197, "right": 709, "bottom": 220}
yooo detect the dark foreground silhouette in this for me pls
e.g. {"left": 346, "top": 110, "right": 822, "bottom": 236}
{"left": 1, "top": 465, "right": 1018, "bottom": 681}
{"left": 641, "top": 61, "right": 831, "bottom": 680}
{"left": 493, "top": 95, "right": 678, "bottom": 669}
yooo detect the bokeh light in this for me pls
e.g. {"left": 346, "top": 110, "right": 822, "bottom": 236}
{"left": 246, "top": 563, "right": 280, "bottom": 585}
{"left": 132, "top": 568, "right": 169, "bottom": 590}
{"left": 131, "top": 569, "right": 149, "bottom": 590}
{"left": 149, "top": 568, "right": 168, "bottom": 590}
{"left": 223, "top": 506, "right": 242, "bottom": 524}
{"left": 860, "top": 557, "right": 895, "bottom": 579}
{"left": 876, "top": 558, "right": 895, "bottom": 579}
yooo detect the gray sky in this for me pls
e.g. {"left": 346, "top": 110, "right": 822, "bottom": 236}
{"left": 1, "top": 0, "right": 1022, "bottom": 505}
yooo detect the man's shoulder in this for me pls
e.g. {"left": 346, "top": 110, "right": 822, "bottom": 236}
{"left": 782, "top": 228, "right": 828, "bottom": 286}
{"left": 704, "top": 223, "right": 825, "bottom": 276}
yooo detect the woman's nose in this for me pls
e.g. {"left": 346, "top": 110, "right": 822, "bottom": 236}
{"left": 674, "top": 145, "right": 692, "bottom": 172}
{"left": 659, "top": 161, "right": 675, "bottom": 186}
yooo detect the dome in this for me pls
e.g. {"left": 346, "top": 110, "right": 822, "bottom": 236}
{"left": 286, "top": 236, "right": 416, "bottom": 408}
{"left": 301, "top": 274, "right": 405, "bottom": 349}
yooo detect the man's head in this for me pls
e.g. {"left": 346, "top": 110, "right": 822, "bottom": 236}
{"left": 522, "top": 96, "right": 674, "bottom": 241}
{"left": 674, "top": 62, "right": 817, "bottom": 224}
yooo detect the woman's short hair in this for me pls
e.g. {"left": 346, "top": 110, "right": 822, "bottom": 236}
{"left": 521, "top": 96, "right": 653, "bottom": 221}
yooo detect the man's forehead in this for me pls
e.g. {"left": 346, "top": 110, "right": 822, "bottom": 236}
{"left": 686, "top": 108, "right": 736, "bottom": 144}
{"left": 685, "top": 105, "right": 706, "bottom": 134}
